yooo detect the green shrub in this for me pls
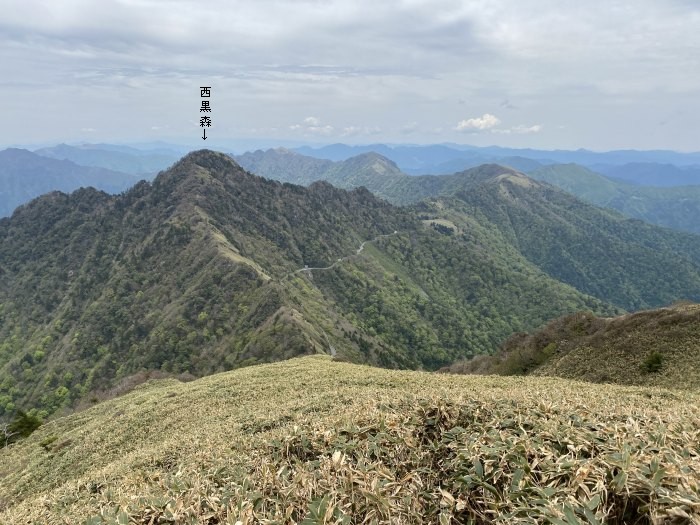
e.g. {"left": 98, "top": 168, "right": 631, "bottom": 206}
{"left": 642, "top": 351, "right": 664, "bottom": 373}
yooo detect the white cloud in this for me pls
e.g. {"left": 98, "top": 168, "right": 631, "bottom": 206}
{"left": 455, "top": 113, "right": 501, "bottom": 131}
{"left": 492, "top": 124, "right": 543, "bottom": 135}
{"left": 290, "top": 116, "right": 334, "bottom": 136}
{"left": 341, "top": 125, "right": 382, "bottom": 137}
{"left": 401, "top": 121, "right": 419, "bottom": 134}
{"left": 513, "top": 124, "right": 542, "bottom": 134}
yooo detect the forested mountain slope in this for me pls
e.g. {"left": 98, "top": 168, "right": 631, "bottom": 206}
{"left": 530, "top": 163, "right": 700, "bottom": 234}
{"left": 240, "top": 149, "right": 700, "bottom": 310}
{"left": 0, "top": 150, "right": 612, "bottom": 418}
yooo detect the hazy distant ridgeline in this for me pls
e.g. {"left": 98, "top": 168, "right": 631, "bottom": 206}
{"left": 0, "top": 149, "right": 139, "bottom": 217}
{"left": 530, "top": 164, "right": 700, "bottom": 234}
{"left": 34, "top": 143, "right": 181, "bottom": 176}
{"left": 294, "top": 142, "right": 700, "bottom": 180}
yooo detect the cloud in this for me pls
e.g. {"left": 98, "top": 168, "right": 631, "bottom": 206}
{"left": 303, "top": 116, "right": 321, "bottom": 126}
{"left": 492, "top": 124, "right": 543, "bottom": 135}
{"left": 401, "top": 122, "right": 419, "bottom": 134}
{"left": 512, "top": 124, "right": 542, "bottom": 134}
{"left": 290, "top": 116, "right": 334, "bottom": 136}
{"left": 341, "top": 125, "right": 382, "bottom": 137}
{"left": 455, "top": 113, "right": 501, "bottom": 131}
{"left": 1, "top": 0, "right": 698, "bottom": 149}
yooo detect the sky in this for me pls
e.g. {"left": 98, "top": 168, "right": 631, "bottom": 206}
{"left": 1, "top": 0, "right": 699, "bottom": 151}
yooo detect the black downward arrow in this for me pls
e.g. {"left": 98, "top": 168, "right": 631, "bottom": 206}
{"left": 202, "top": 128, "right": 207, "bottom": 140}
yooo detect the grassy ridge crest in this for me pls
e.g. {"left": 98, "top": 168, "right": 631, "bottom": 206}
{"left": 1, "top": 356, "right": 698, "bottom": 523}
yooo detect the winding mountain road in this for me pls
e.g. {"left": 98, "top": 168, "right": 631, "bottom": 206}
{"left": 294, "top": 230, "right": 399, "bottom": 274}
{"left": 286, "top": 230, "right": 399, "bottom": 359}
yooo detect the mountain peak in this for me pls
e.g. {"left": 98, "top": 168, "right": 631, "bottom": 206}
{"left": 341, "top": 152, "right": 403, "bottom": 176}
{"left": 175, "top": 149, "right": 243, "bottom": 171}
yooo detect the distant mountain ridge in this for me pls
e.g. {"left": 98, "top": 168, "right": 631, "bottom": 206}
{"left": 239, "top": 148, "right": 700, "bottom": 237}
{"left": 294, "top": 142, "right": 700, "bottom": 176}
{"left": 593, "top": 162, "right": 700, "bottom": 187}
{"left": 0, "top": 148, "right": 139, "bottom": 217}
{"left": 530, "top": 163, "right": 700, "bottom": 234}
{"left": 34, "top": 143, "right": 180, "bottom": 176}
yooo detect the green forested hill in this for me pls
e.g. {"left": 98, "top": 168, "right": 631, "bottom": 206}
{"left": 234, "top": 147, "right": 333, "bottom": 185}
{"left": 0, "top": 151, "right": 613, "bottom": 418}
{"left": 530, "top": 163, "right": 700, "bottom": 234}
{"left": 439, "top": 173, "right": 700, "bottom": 310}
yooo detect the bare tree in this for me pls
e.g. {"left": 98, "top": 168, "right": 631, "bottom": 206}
{"left": 0, "top": 421, "right": 16, "bottom": 448}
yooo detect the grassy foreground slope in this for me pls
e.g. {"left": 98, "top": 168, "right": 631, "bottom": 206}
{"left": 445, "top": 303, "right": 700, "bottom": 391}
{"left": 2, "top": 356, "right": 699, "bottom": 524}
{"left": 530, "top": 304, "right": 700, "bottom": 388}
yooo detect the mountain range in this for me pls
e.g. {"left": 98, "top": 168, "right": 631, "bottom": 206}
{"left": 295, "top": 142, "right": 700, "bottom": 178}
{"left": 4, "top": 150, "right": 700, "bottom": 420}
{"left": 530, "top": 163, "right": 700, "bottom": 234}
{"left": 238, "top": 148, "right": 700, "bottom": 236}
{"left": 237, "top": 149, "right": 700, "bottom": 308}
{"left": 34, "top": 143, "right": 180, "bottom": 176}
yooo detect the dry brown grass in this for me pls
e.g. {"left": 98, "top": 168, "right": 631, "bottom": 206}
{"left": 443, "top": 304, "right": 700, "bottom": 392}
{"left": 1, "top": 356, "right": 698, "bottom": 524}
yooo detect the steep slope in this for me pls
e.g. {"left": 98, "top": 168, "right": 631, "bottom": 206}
{"left": 1, "top": 356, "right": 698, "bottom": 524}
{"left": 446, "top": 303, "right": 700, "bottom": 390}
{"left": 439, "top": 172, "right": 700, "bottom": 310}
{"left": 0, "top": 148, "right": 139, "bottom": 217}
{"left": 34, "top": 143, "right": 180, "bottom": 176}
{"left": 531, "top": 163, "right": 700, "bottom": 234}
{"left": 0, "top": 150, "right": 611, "bottom": 418}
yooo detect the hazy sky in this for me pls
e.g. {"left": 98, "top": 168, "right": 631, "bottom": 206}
{"left": 1, "top": 0, "right": 699, "bottom": 151}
